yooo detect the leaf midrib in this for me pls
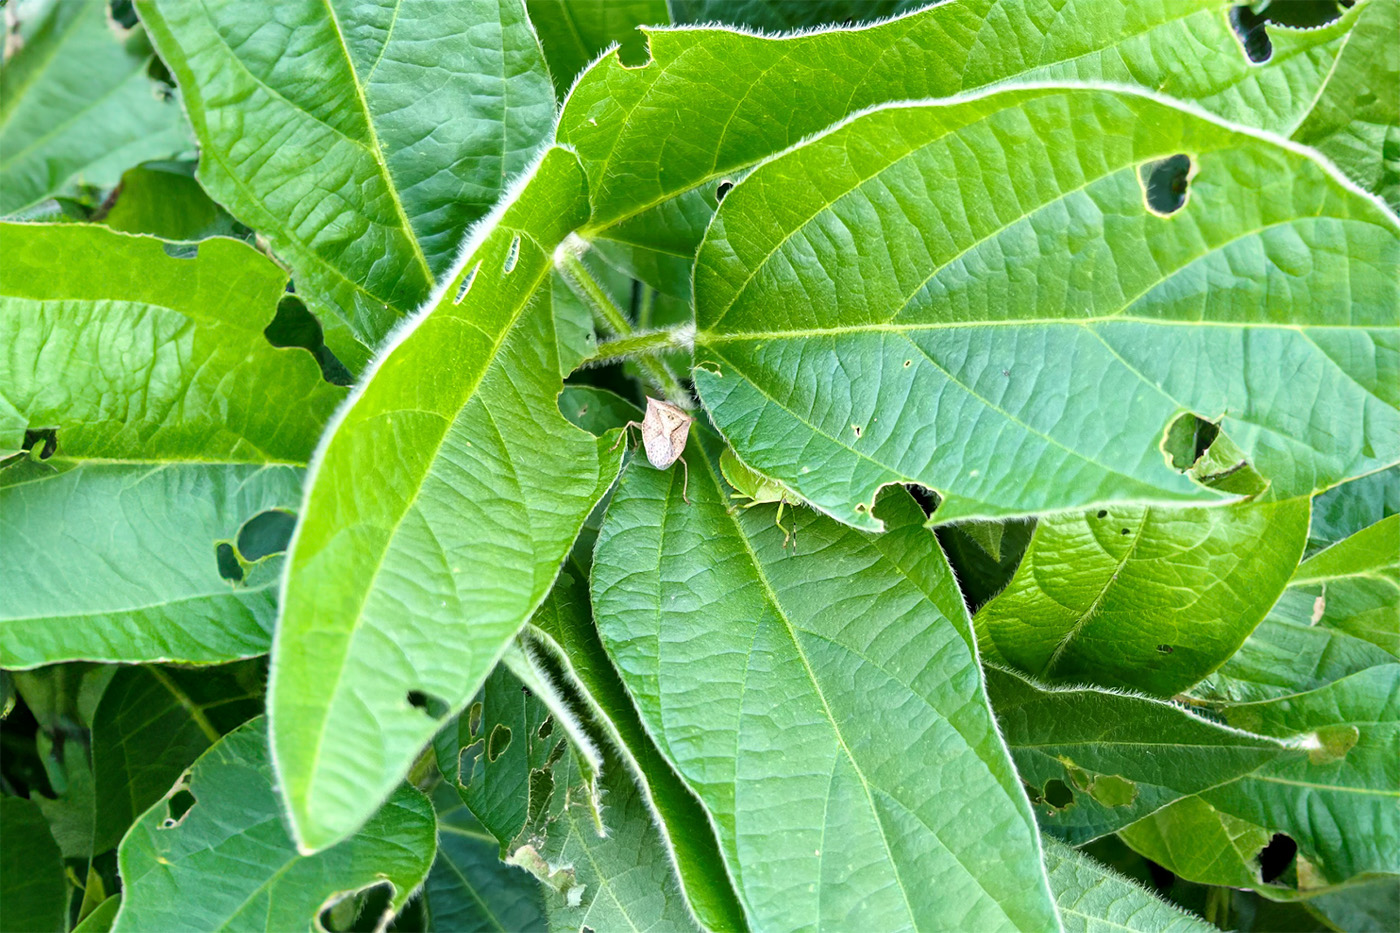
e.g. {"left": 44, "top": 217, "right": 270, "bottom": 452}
{"left": 316, "top": 0, "right": 433, "bottom": 284}
{"left": 296, "top": 223, "right": 558, "bottom": 831}
{"left": 696, "top": 450, "right": 1033, "bottom": 929}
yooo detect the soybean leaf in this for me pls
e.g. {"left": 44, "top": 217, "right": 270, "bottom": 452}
{"left": 1288, "top": 0, "right": 1400, "bottom": 210}
{"left": 72, "top": 895, "right": 121, "bottom": 933}
{"left": 1198, "top": 664, "right": 1400, "bottom": 883}
{"left": 591, "top": 430, "right": 1060, "bottom": 931}
{"left": 559, "top": 0, "right": 1387, "bottom": 295}
{"left": 526, "top": 0, "right": 667, "bottom": 99}
{"left": 423, "top": 785, "right": 547, "bottom": 933}
{"left": 139, "top": 0, "right": 556, "bottom": 365}
{"left": 435, "top": 665, "right": 556, "bottom": 855}
{"left": 438, "top": 663, "right": 703, "bottom": 932}
{"left": 986, "top": 666, "right": 1289, "bottom": 844}
{"left": 526, "top": 565, "right": 748, "bottom": 932}
{"left": 1041, "top": 837, "right": 1213, "bottom": 933}
{"left": 990, "top": 664, "right": 1398, "bottom": 884}
{"left": 691, "top": 87, "right": 1399, "bottom": 528}
{"left": 1201, "top": 512, "right": 1400, "bottom": 703}
{"left": 1117, "top": 797, "right": 1274, "bottom": 890}
{"left": 113, "top": 718, "right": 435, "bottom": 933}
{"left": 90, "top": 662, "right": 263, "bottom": 853}
{"left": 99, "top": 161, "right": 246, "bottom": 242}
{"left": 0, "top": 224, "right": 343, "bottom": 668}
{"left": 1289, "top": 513, "right": 1399, "bottom": 654}
{"left": 1307, "top": 466, "right": 1399, "bottom": 554}
{"left": 973, "top": 498, "right": 1310, "bottom": 696}
{"left": 1302, "top": 880, "right": 1400, "bottom": 933}
{"left": 270, "top": 147, "right": 618, "bottom": 852}
{"left": 0, "top": 795, "right": 67, "bottom": 933}
{"left": 0, "top": 0, "right": 189, "bottom": 215}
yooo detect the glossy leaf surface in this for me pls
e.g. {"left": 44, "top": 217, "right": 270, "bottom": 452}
{"left": 0, "top": 1, "right": 189, "bottom": 214}
{"left": 559, "top": 0, "right": 1388, "bottom": 288}
{"left": 974, "top": 498, "right": 1310, "bottom": 695}
{"left": 692, "top": 88, "right": 1399, "bottom": 527}
{"left": 270, "top": 148, "right": 618, "bottom": 852}
{"left": 0, "top": 224, "right": 341, "bottom": 668}
{"left": 592, "top": 431, "right": 1059, "bottom": 931}
{"left": 140, "top": 0, "right": 556, "bottom": 362}
{"left": 114, "top": 718, "right": 434, "bottom": 932}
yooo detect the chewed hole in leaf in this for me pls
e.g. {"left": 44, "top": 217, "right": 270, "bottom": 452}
{"left": 263, "top": 294, "right": 353, "bottom": 386}
{"left": 457, "top": 741, "right": 484, "bottom": 786}
{"left": 1096, "top": 509, "right": 1107, "bottom": 518}
{"left": 159, "top": 788, "right": 197, "bottom": 829}
{"left": 454, "top": 264, "right": 480, "bottom": 305}
{"left": 215, "top": 542, "right": 243, "bottom": 583}
{"left": 1139, "top": 154, "right": 1193, "bottom": 216}
{"left": 1258, "top": 833, "right": 1298, "bottom": 883}
{"left": 503, "top": 235, "right": 521, "bottom": 274}
{"left": 487, "top": 723, "right": 512, "bottom": 762}
{"left": 161, "top": 241, "right": 198, "bottom": 259}
{"left": 406, "top": 690, "right": 448, "bottom": 719}
{"left": 22, "top": 428, "right": 57, "bottom": 460}
{"left": 235, "top": 509, "right": 296, "bottom": 562}
{"left": 1157, "top": 644, "right": 1174, "bottom": 654}
{"left": 1229, "top": 5, "right": 1273, "bottom": 63}
{"left": 467, "top": 701, "right": 483, "bottom": 737}
{"left": 716, "top": 180, "right": 734, "bottom": 202}
{"left": 1042, "top": 779, "right": 1074, "bottom": 811}
{"left": 1163, "top": 412, "right": 1220, "bottom": 471}
{"left": 537, "top": 716, "right": 554, "bottom": 740}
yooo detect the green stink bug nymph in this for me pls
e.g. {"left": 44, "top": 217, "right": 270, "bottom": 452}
{"left": 720, "top": 447, "right": 797, "bottom": 548}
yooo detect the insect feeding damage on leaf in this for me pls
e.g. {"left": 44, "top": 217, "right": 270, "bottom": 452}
{"left": 612, "top": 397, "right": 694, "bottom": 503}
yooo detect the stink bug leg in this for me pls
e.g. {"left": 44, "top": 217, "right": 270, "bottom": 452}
{"left": 612, "top": 398, "right": 694, "bottom": 504}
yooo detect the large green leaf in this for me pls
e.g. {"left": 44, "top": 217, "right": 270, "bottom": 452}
{"left": 1288, "top": 0, "right": 1400, "bottom": 211}
{"left": 558, "top": 0, "right": 1388, "bottom": 293}
{"left": 1198, "top": 664, "right": 1400, "bottom": 883}
{"left": 526, "top": 0, "right": 667, "bottom": 99}
{"left": 0, "top": 0, "right": 189, "bottom": 215}
{"left": 113, "top": 718, "right": 435, "bottom": 932}
{"left": 1202, "top": 512, "right": 1400, "bottom": 703}
{"left": 526, "top": 564, "right": 748, "bottom": 932}
{"left": 0, "top": 795, "right": 67, "bottom": 933}
{"left": 691, "top": 87, "right": 1399, "bottom": 528}
{"left": 423, "top": 785, "right": 547, "bottom": 933}
{"left": 591, "top": 431, "right": 1060, "bottom": 931}
{"left": 269, "top": 147, "right": 618, "bottom": 852}
{"left": 1040, "top": 837, "right": 1213, "bottom": 933}
{"left": 139, "top": 0, "right": 556, "bottom": 364}
{"left": 437, "top": 663, "right": 703, "bottom": 933}
{"left": 1307, "top": 465, "right": 1399, "bottom": 553}
{"left": 90, "top": 662, "right": 263, "bottom": 853}
{"left": 974, "top": 498, "right": 1310, "bottom": 695}
{"left": 0, "top": 224, "right": 343, "bottom": 668}
{"left": 1289, "top": 513, "right": 1399, "bottom": 654}
{"left": 990, "top": 664, "right": 1398, "bottom": 884}
{"left": 986, "top": 666, "right": 1289, "bottom": 844}
{"left": 1117, "top": 796, "right": 1273, "bottom": 891}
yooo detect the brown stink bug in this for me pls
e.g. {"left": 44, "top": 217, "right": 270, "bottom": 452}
{"left": 612, "top": 397, "right": 693, "bottom": 502}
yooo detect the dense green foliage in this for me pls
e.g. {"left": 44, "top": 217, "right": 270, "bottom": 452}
{"left": 1, "top": 1, "right": 1396, "bottom": 931}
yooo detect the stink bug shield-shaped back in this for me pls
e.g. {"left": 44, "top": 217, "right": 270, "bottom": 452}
{"left": 612, "top": 397, "right": 693, "bottom": 502}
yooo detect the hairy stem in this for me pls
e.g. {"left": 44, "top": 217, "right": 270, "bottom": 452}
{"left": 556, "top": 250, "right": 688, "bottom": 404}
{"left": 584, "top": 328, "right": 693, "bottom": 365}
